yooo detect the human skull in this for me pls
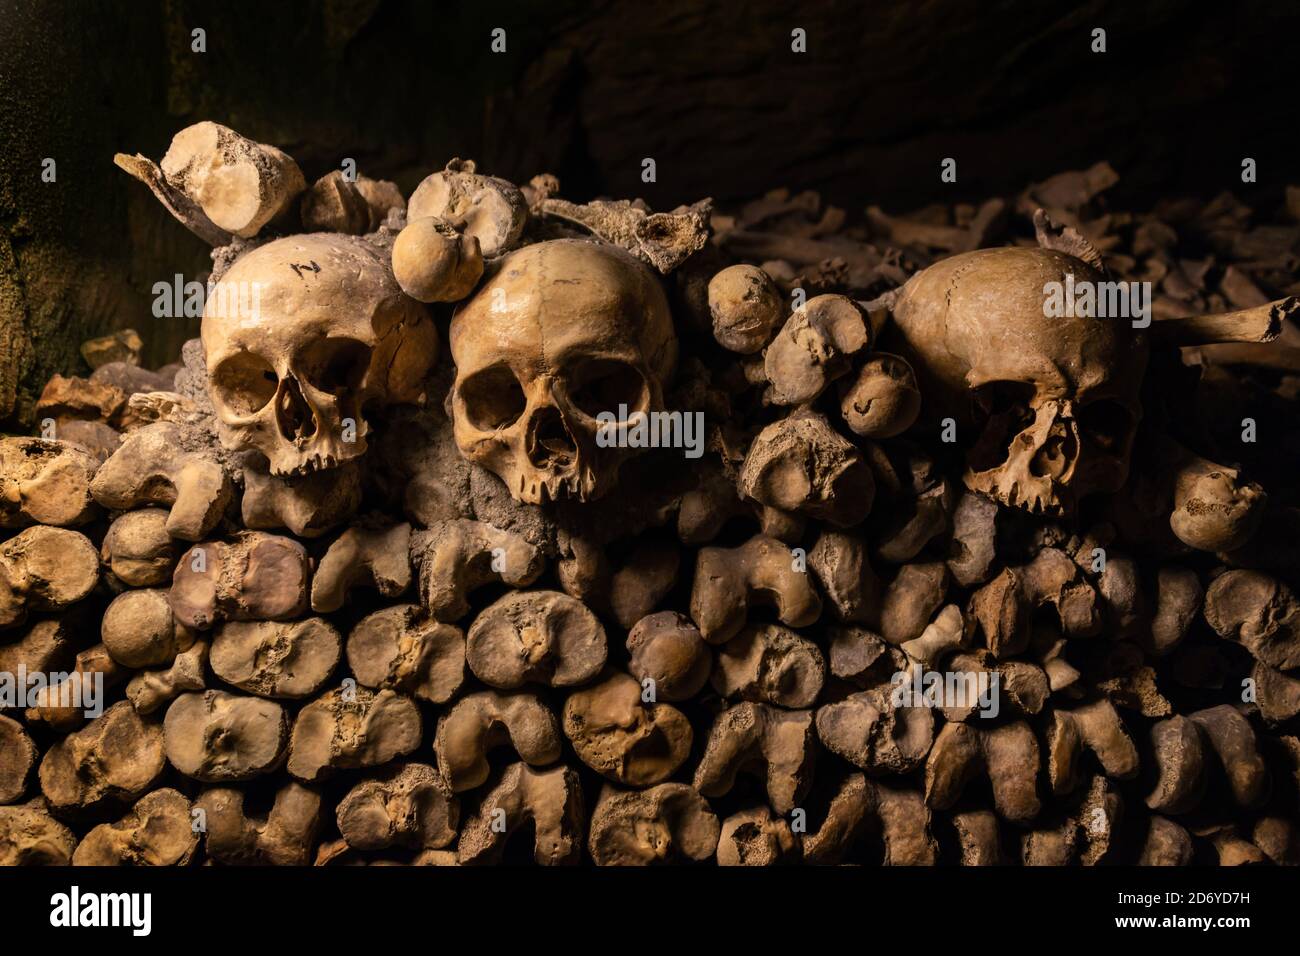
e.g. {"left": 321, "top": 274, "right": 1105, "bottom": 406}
{"left": 449, "top": 239, "right": 677, "bottom": 504}
{"left": 202, "top": 234, "right": 436, "bottom": 477}
{"left": 886, "top": 246, "right": 1149, "bottom": 515}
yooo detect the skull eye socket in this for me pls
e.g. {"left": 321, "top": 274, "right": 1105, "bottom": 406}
{"left": 299, "top": 337, "right": 372, "bottom": 396}
{"left": 967, "top": 380, "right": 1037, "bottom": 472}
{"left": 567, "top": 359, "right": 648, "bottom": 420}
{"left": 211, "top": 353, "right": 278, "bottom": 416}
{"left": 1077, "top": 399, "right": 1134, "bottom": 453}
{"left": 460, "top": 365, "right": 526, "bottom": 430}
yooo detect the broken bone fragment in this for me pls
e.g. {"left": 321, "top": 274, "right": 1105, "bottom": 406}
{"left": 693, "top": 702, "right": 816, "bottom": 815}
{"left": 764, "top": 294, "right": 871, "bottom": 405}
{"left": 455, "top": 762, "right": 584, "bottom": 866}
{"left": 407, "top": 159, "right": 527, "bottom": 259}
{"left": 336, "top": 763, "right": 458, "bottom": 852}
{"left": 0, "top": 437, "right": 100, "bottom": 528}
{"left": 39, "top": 701, "right": 165, "bottom": 813}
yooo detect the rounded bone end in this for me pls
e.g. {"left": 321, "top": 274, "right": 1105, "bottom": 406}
{"left": 707, "top": 264, "right": 783, "bottom": 353}
{"left": 393, "top": 216, "right": 484, "bottom": 303}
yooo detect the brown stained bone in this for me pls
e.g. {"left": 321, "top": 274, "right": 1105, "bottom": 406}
{"left": 336, "top": 763, "right": 458, "bottom": 852}
{"left": 1167, "top": 444, "right": 1266, "bottom": 552}
{"left": 1045, "top": 699, "right": 1140, "bottom": 796}
{"left": 815, "top": 679, "right": 934, "bottom": 776}
{"left": 626, "top": 611, "right": 711, "bottom": 702}
{"left": 1204, "top": 570, "right": 1300, "bottom": 671}
{"left": 880, "top": 561, "right": 949, "bottom": 646}
{"left": 90, "top": 422, "right": 233, "bottom": 541}
{"left": 101, "top": 588, "right": 190, "bottom": 669}
{"left": 924, "top": 720, "right": 1041, "bottom": 824}
{"left": 946, "top": 490, "right": 1000, "bottom": 587}
{"left": 73, "top": 788, "right": 199, "bottom": 866}
{"left": 455, "top": 763, "right": 584, "bottom": 866}
{"left": 717, "top": 805, "right": 799, "bottom": 866}
{"left": 196, "top": 782, "right": 322, "bottom": 866}
{"left": 210, "top": 618, "right": 341, "bottom": 699}
{"left": 0, "top": 799, "right": 79, "bottom": 864}
{"left": 694, "top": 702, "right": 816, "bottom": 815}
{"left": 807, "top": 530, "right": 881, "bottom": 625}
{"left": 1150, "top": 296, "right": 1297, "bottom": 346}
{"left": 101, "top": 508, "right": 179, "bottom": 588}
{"left": 159, "top": 122, "right": 304, "bottom": 235}
{"left": 764, "top": 294, "right": 871, "bottom": 405}
{"left": 900, "top": 604, "right": 966, "bottom": 667}
{"left": 707, "top": 264, "right": 784, "bottom": 353}
{"left": 287, "top": 687, "right": 422, "bottom": 783}
{"left": 311, "top": 521, "right": 412, "bottom": 613}
{"left": 0, "top": 438, "right": 100, "bottom": 528}
{"left": 536, "top": 195, "right": 710, "bottom": 274}
{"left": 300, "top": 170, "right": 371, "bottom": 234}
{"left": 1253, "top": 661, "right": 1300, "bottom": 724}
{"left": 435, "top": 690, "right": 561, "bottom": 793}
{"left": 588, "top": 783, "right": 720, "bottom": 866}
{"left": 163, "top": 691, "right": 290, "bottom": 783}
{"left": 408, "top": 159, "right": 527, "bottom": 259}
{"left": 562, "top": 672, "right": 693, "bottom": 786}
{"left": 711, "top": 622, "right": 825, "bottom": 709}
{"left": 689, "top": 534, "right": 822, "bottom": 644}
{"left": 803, "top": 774, "right": 937, "bottom": 866}
{"left": 0, "top": 619, "right": 77, "bottom": 683}
{"left": 838, "top": 353, "right": 922, "bottom": 438}
{"left": 0, "top": 526, "right": 99, "bottom": 631}
{"left": 39, "top": 701, "right": 165, "bottom": 813}
{"left": 951, "top": 809, "right": 1004, "bottom": 866}
{"left": 413, "top": 519, "right": 544, "bottom": 623}
{"left": 1138, "top": 815, "right": 1195, "bottom": 865}
{"left": 347, "top": 605, "right": 464, "bottom": 704}
{"left": 25, "top": 644, "right": 125, "bottom": 733}
{"left": 170, "top": 533, "right": 311, "bottom": 631}
{"left": 391, "top": 216, "right": 484, "bottom": 303}
{"left": 241, "top": 460, "right": 363, "bottom": 539}
{"left": 0, "top": 716, "right": 37, "bottom": 804}
{"left": 465, "top": 590, "right": 606, "bottom": 689}
{"left": 738, "top": 408, "right": 874, "bottom": 526}
{"left": 126, "top": 639, "right": 208, "bottom": 715}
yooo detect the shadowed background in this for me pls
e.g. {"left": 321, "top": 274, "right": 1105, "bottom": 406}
{"left": 1, "top": 0, "right": 1296, "bottom": 424}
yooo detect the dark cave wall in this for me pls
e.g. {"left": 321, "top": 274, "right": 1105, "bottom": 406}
{"left": 0, "top": 0, "right": 1295, "bottom": 425}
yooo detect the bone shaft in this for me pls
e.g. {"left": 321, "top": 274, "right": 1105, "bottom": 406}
{"left": 1152, "top": 297, "right": 1296, "bottom": 345}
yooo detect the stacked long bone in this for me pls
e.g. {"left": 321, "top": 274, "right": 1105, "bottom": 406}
{"left": 1, "top": 122, "right": 1298, "bottom": 866}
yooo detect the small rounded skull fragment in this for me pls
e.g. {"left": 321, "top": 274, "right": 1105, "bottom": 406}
{"left": 202, "top": 233, "right": 437, "bottom": 478}
{"left": 466, "top": 590, "right": 607, "bottom": 689}
{"left": 163, "top": 691, "right": 290, "bottom": 783}
{"left": 839, "top": 353, "right": 922, "bottom": 438}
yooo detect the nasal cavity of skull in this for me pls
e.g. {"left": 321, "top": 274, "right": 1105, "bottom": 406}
{"left": 967, "top": 381, "right": 1036, "bottom": 472}
{"left": 276, "top": 376, "right": 317, "bottom": 442}
{"left": 212, "top": 353, "right": 278, "bottom": 417}
{"left": 460, "top": 365, "right": 526, "bottom": 431}
{"left": 567, "top": 359, "right": 647, "bottom": 420}
{"left": 528, "top": 406, "right": 576, "bottom": 468}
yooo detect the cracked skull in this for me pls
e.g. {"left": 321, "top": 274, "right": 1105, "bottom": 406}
{"left": 202, "top": 234, "right": 437, "bottom": 477}
{"left": 449, "top": 239, "right": 677, "bottom": 504}
{"left": 886, "top": 246, "right": 1149, "bottom": 515}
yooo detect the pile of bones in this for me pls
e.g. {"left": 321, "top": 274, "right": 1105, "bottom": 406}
{"left": 4, "top": 123, "right": 1300, "bottom": 866}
